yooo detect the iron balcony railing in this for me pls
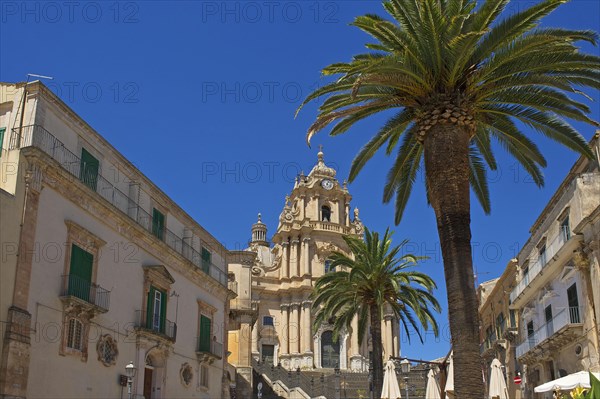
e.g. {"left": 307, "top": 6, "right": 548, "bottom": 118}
{"left": 480, "top": 331, "right": 497, "bottom": 355}
{"left": 11, "top": 125, "right": 228, "bottom": 287}
{"left": 197, "top": 337, "right": 223, "bottom": 358}
{"left": 510, "top": 226, "right": 573, "bottom": 303}
{"left": 134, "top": 310, "right": 177, "bottom": 341}
{"left": 60, "top": 274, "right": 110, "bottom": 311}
{"left": 516, "top": 306, "right": 582, "bottom": 358}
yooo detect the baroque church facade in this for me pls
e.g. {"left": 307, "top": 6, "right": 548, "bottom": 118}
{"left": 227, "top": 149, "right": 401, "bottom": 396}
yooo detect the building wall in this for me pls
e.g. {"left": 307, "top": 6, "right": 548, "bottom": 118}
{"left": 508, "top": 132, "right": 600, "bottom": 398}
{"left": 0, "top": 81, "right": 232, "bottom": 398}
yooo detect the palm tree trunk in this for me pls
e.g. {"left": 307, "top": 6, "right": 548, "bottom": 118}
{"left": 370, "top": 303, "right": 384, "bottom": 399}
{"left": 423, "top": 123, "right": 485, "bottom": 398}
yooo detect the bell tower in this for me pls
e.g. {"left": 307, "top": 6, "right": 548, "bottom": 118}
{"left": 250, "top": 213, "right": 268, "bottom": 247}
{"left": 240, "top": 148, "right": 402, "bottom": 375}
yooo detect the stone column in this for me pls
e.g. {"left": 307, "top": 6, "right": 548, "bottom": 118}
{"left": 0, "top": 167, "right": 41, "bottom": 398}
{"left": 345, "top": 202, "right": 350, "bottom": 226}
{"left": 351, "top": 315, "right": 360, "bottom": 355}
{"left": 290, "top": 238, "right": 300, "bottom": 278}
{"left": 252, "top": 319, "right": 259, "bottom": 357}
{"left": 393, "top": 319, "right": 400, "bottom": 357}
{"left": 384, "top": 315, "right": 394, "bottom": 360}
{"left": 281, "top": 241, "right": 289, "bottom": 279}
{"left": 300, "top": 195, "right": 306, "bottom": 220}
{"left": 301, "top": 237, "right": 311, "bottom": 277}
{"left": 314, "top": 194, "right": 320, "bottom": 220}
{"left": 301, "top": 301, "right": 312, "bottom": 354}
{"left": 290, "top": 303, "right": 300, "bottom": 354}
{"left": 280, "top": 304, "right": 289, "bottom": 355}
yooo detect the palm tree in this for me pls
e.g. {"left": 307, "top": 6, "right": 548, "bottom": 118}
{"left": 312, "top": 228, "right": 440, "bottom": 399}
{"left": 298, "top": 0, "right": 600, "bottom": 396}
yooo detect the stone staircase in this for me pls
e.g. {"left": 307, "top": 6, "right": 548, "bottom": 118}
{"left": 252, "top": 360, "right": 372, "bottom": 399}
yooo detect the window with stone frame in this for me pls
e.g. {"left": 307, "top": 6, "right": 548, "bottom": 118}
{"left": 66, "top": 318, "right": 84, "bottom": 351}
{"left": 197, "top": 300, "right": 217, "bottom": 354}
{"left": 96, "top": 334, "right": 118, "bottom": 366}
{"left": 200, "top": 364, "right": 209, "bottom": 388}
{"left": 141, "top": 265, "right": 175, "bottom": 338}
{"left": 59, "top": 221, "right": 106, "bottom": 361}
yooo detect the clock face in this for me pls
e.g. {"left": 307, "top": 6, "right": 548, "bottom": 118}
{"left": 321, "top": 179, "right": 334, "bottom": 190}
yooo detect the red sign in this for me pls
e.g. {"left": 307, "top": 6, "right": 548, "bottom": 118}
{"left": 514, "top": 376, "right": 522, "bottom": 385}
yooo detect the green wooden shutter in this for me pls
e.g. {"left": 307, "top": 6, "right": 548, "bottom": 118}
{"left": 152, "top": 208, "right": 165, "bottom": 240}
{"left": 80, "top": 148, "right": 99, "bottom": 191}
{"left": 201, "top": 248, "right": 211, "bottom": 274}
{"left": 199, "top": 315, "right": 211, "bottom": 352}
{"left": 146, "top": 286, "right": 156, "bottom": 329}
{"left": 0, "top": 127, "right": 6, "bottom": 156}
{"left": 69, "top": 244, "right": 93, "bottom": 302}
{"left": 159, "top": 289, "right": 167, "bottom": 333}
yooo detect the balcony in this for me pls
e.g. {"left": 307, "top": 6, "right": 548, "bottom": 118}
{"left": 10, "top": 125, "right": 228, "bottom": 288}
{"left": 197, "top": 338, "right": 223, "bottom": 363}
{"left": 516, "top": 307, "right": 583, "bottom": 361}
{"left": 59, "top": 274, "right": 110, "bottom": 313}
{"left": 480, "top": 331, "right": 497, "bottom": 358}
{"left": 308, "top": 221, "right": 352, "bottom": 235}
{"left": 134, "top": 310, "right": 177, "bottom": 342}
{"left": 510, "top": 229, "right": 581, "bottom": 305}
{"left": 228, "top": 280, "right": 238, "bottom": 297}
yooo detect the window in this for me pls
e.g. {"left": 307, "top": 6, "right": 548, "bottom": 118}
{"left": 321, "top": 205, "right": 331, "bottom": 222}
{"left": 152, "top": 208, "right": 165, "bottom": 240}
{"left": 262, "top": 344, "right": 275, "bottom": 365}
{"left": 67, "top": 318, "right": 83, "bottom": 351}
{"left": 96, "top": 334, "right": 118, "bottom": 366}
{"left": 539, "top": 244, "right": 547, "bottom": 267}
{"left": 68, "top": 244, "right": 94, "bottom": 303}
{"left": 324, "top": 260, "right": 333, "bottom": 273}
{"left": 201, "top": 247, "right": 211, "bottom": 274}
{"left": 0, "top": 127, "right": 5, "bottom": 156}
{"left": 567, "top": 284, "right": 580, "bottom": 323}
{"left": 263, "top": 316, "right": 274, "bottom": 326}
{"left": 496, "top": 313, "right": 505, "bottom": 337}
{"left": 80, "top": 148, "right": 99, "bottom": 191}
{"left": 146, "top": 286, "right": 166, "bottom": 333}
{"left": 526, "top": 321, "right": 534, "bottom": 345}
{"left": 560, "top": 216, "right": 571, "bottom": 242}
{"left": 509, "top": 309, "right": 516, "bottom": 328}
{"left": 200, "top": 364, "right": 209, "bottom": 388}
{"left": 199, "top": 314, "right": 212, "bottom": 353}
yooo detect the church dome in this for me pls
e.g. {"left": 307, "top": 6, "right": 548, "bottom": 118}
{"left": 308, "top": 148, "right": 336, "bottom": 178}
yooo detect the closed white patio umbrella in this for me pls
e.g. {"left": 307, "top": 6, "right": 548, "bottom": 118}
{"left": 488, "top": 359, "right": 509, "bottom": 399}
{"left": 381, "top": 360, "right": 402, "bottom": 399}
{"left": 534, "top": 371, "right": 600, "bottom": 393}
{"left": 425, "top": 367, "right": 441, "bottom": 399}
{"left": 444, "top": 352, "right": 455, "bottom": 398}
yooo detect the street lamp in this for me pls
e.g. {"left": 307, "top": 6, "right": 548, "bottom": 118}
{"left": 125, "top": 361, "right": 136, "bottom": 399}
{"left": 400, "top": 359, "right": 411, "bottom": 399}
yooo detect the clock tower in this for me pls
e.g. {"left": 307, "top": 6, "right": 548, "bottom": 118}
{"left": 241, "top": 149, "right": 399, "bottom": 372}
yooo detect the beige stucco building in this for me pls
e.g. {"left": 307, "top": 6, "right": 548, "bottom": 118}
{"left": 508, "top": 133, "right": 600, "bottom": 398}
{"left": 227, "top": 151, "right": 401, "bottom": 398}
{"left": 478, "top": 261, "right": 522, "bottom": 399}
{"left": 0, "top": 81, "right": 236, "bottom": 398}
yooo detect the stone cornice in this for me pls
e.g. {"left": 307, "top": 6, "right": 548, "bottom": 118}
{"left": 24, "top": 148, "right": 230, "bottom": 300}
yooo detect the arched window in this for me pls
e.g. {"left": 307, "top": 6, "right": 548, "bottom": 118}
{"left": 321, "top": 331, "right": 340, "bottom": 368}
{"left": 321, "top": 205, "right": 331, "bottom": 222}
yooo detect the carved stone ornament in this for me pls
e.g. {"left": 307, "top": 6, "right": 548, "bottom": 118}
{"left": 315, "top": 242, "right": 340, "bottom": 262}
{"left": 180, "top": 362, "right": 193, "bottom": 387}
{"left": 96, "top": 334, "right": 118, "bottom": 367}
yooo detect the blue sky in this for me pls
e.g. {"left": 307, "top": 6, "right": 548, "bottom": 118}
{"left": 1, "top": 0, "right": 599, "bottom": 362}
